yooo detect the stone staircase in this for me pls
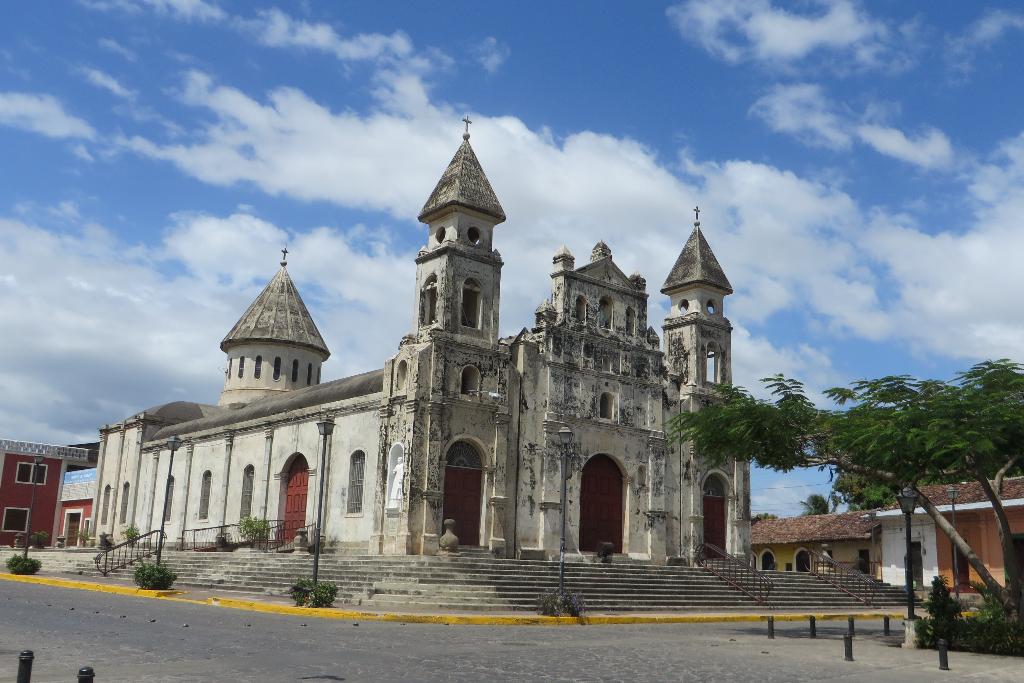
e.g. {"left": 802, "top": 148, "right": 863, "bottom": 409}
{"left": 1, "top": 547, "right": 910, "bottom": 613}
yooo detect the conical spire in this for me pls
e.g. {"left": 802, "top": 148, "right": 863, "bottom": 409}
{"left": 661, "top": 219, "right": 732, "bottom": 295}
{"left": 221, "top": 260, "right": 330, "bottom": 357}
{"left": 418, "top": 132, "right": 505, "bottom": 223}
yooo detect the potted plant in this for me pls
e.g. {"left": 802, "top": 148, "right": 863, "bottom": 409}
{"left": 122, "top": 525, "right": 141, "bottom": 543}
{"left": 78, "top": 530, "right": 92, "bottom": 547}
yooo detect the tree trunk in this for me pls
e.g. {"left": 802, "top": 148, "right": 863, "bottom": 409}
{"left": 972, "top": 471, "right": 1023, "bottom": 621}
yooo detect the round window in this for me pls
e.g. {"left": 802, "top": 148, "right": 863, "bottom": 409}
{"left": 467, "top": 227, "right": 481, "bottom": 245}
{"left": 706, "top": 300, "right": 716, "bottom": 314}
{"left": 436, "top": 227, "right": 446, "bottom": 243}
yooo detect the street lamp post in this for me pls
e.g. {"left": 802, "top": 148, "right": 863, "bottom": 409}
{"left": 22, "top": 456, "right": 44, "bottom": 558}
{"left": 896, "top": 486, "right": 919, "bottom": 620}
{"left": 312, "top": 416, "right": 335, "bottom": 586}
{"left": 557, "top": 426, "right": 574, "bottom": 596}
{"left": 947, "top": 485, "right": 960, "bottom": 603}
{"left": 156, "top": 435, "right": 181, "bottom": 565}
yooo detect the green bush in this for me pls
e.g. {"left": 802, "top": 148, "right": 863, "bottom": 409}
{"left": 289, "top": 578, "right": 338, "bottom": 608}
{"left": 122, "top": 525, "right": 140, "bottom": 542}
{"left": 30, "top": 531, "right": 49, "bottom": 547}
{"left": 6, "top": 555, "right": 42, "bottom": 575}
{"left": 958, "top": 616, "right": 1024, "bottom": 656}
{"left": 133, "top": 562, "right": 177, "bottom": 590}
{"left": 78, "top": 530, "right": 92, "bottom": 545}
{"left": 916, "top": 575, "right": 961, "bottom": 648}
{"left": 238, "top": 516, "right": 271, "bottom": 543}
{"left": 536, "top": 589, "right": 587, "bottom": 617}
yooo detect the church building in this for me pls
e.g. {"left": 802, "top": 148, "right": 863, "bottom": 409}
{"left": 91, "top": 129, "right": 752, "bottom": 564}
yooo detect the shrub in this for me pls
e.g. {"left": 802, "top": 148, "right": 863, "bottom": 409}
{"left": 238, "top": 516, "right": 271, "bottom": 543}
{"left": 122, "top": 525, "right": 140, "bottom": 542}
{"left": 30, "top": 531, "right": 49, "bottom": 547}
{"left": 537, "top": 589, "right": 587, "bottom": 617}
{"left": 133, "top": 562, "right": 177, "bottom": 590}
{"left": 916, "top": 575, "right": 961, "bottom": 648}
{"left": 289, "top": 578, "right": 338, "bottom": 608}
{"left": 78, "top": 530, "right": 92, "bottom": 546}
{"left": 6, "top": 555, "right": 42, "bottom": 575}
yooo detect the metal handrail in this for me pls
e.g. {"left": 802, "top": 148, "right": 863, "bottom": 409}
{"left": 94, "top": 529, "right": 163, "bottom": 576}
{"left": 697, "top": 542, "right": 774, "bottom": 606}
{"left": 181, "top": 524, "right": 238, "bottom": 551}
{"left": 808, "top": 549, "right": 878, "bottom": 605}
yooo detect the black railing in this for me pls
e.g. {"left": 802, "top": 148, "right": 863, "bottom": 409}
{"left": 808, "top": 549, "right": 879, "bottom": 605}
{"left": 250, "top": 519, "right": 313, "bottom": 552}
{"left": 697, "top": 542, "right": 774, "bottom": 606}
{"left": 94, "top": 529, "right": 162, "bottom": 576}
{"left": 181, "top": 524, "right": 238, "bottom": 552}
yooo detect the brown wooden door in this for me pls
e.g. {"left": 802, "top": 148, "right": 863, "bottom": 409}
{"left": 442, "top": 466, "right": 482, "bottom": 546}
{"left": 284, "top": 456, "right": 309, "bottom": 540}
{"left": 65, "top": 513, "right": 81, "bottom": 547}
{"left": 703, "top": 494, "right": 726, "bottom": 551}
{"left": 579, "top": 455, "right": 623, "bottom": 553}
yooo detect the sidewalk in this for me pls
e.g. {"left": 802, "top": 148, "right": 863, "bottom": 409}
{"left": 0, "top": 569, "right": 907, "bottom": 626}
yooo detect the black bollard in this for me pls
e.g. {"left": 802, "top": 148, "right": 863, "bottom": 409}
{"left": 17, "top": 650, "right": 34, "bottom": 683}
{"left": 847, "top": 615, "right": 855, "bottom": 636}
{"left": 809, "top": 615, "right": 816, "bottom": 638}
{"left": 883, "top": 615, "right": 890, "bottom": 636}
{"left": 767, "top": 615, "right": 775, "bottom": 639}
{"left": 937, "top": 639, "right": 949, "bottom": 671}
{"left": 843, "top": 634, "right": 854, "bottom": 662}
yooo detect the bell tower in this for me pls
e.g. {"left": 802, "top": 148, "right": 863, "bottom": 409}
{"left": 661, "top": 207, "right": 733, "bottom": 392}
{"left": 413, "top": 119, "right": 505, "bottom": 347}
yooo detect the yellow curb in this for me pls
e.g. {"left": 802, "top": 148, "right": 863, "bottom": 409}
{"left": 0, "top": 573, "right": 905, "bottom": 626}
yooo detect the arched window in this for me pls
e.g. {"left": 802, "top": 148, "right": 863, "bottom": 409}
{"left": 706, "top": 299, "right": 717, "bottom": 315}
{"left": 291, "top": 359, "right": 299, "bottom": 383}
{"left": 446, "top": 441, "right": 483, "bottom": 469}
{"left": 625, "top": 307, "right": 635, "bottom": 335}
{"left": 706, "top": 343, "right": 718, "bottom": 384}
{"left": 226, "top": 358, "right": 232, "bottom": 378}
{"left": 575, "top": 296, "right": 587, "bottom": 323}
{"left": 467, "top": 226, "right": 481, "bottom": 245}
{"left": 119, "top": 482, "right": 130, "bottom": 524}
{"left": 395, "top": 360, "right": 408, "bottom": 391}
{"left": 347, "top": 451, "right": 366, "bottom": 514}
{"left": 599, "top": 297, "right": 613, "bottom": 329}
{"left": 461, "top": 279, "right": 481, "bottom": 328}
{"left": 239, "top": 465, "right": 255, "bottom": 519}
{"left": 306, "top": 363, "right": 313, "bottom": 386}
{"left": 101, "top": 484, "right": 111, "bottom": 525}
{"left": 761, "top": 550, "right": 776, "bottom": 571}
{"left": 599, "top": 392, "right": 615, "bottom": 419}
{"left": 421, "top": 275, "right": 438, "bottom": 325}
{"left": 198, "top": 471, "right": 212, "bottom": 520}
{"left": 163, "top": 476, "right": 174, "bottom": 522}
{"left": 316, "top": 367, "right": 321, "bottom": 384}
{"left": 238, "top": 356, "right": 245, "bottom": 379}
{"left": 600, "top": 353, "right": 615, "bottom": 373}
{"left": 460, "top": 365, "right": 481, "bottom": 395}
{"left": 253, "top": 355, "right": 262, "bottom": 379}
{"left": 273, "top": 357, "right": 282, "bottom": 381}
{"left": 703, "top": 476, "right": 726, "bottom": 497}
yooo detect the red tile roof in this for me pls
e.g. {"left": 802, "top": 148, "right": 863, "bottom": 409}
{"left": 906, "top": 477, "right": 1024, "bottom": 508}
{"left": 751, "top": 510, "right": 876, "bottom": 545}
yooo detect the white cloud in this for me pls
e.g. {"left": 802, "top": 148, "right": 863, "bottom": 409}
{"left": 78, "top": 67, "right": 135, "bottom": 100}
{"left": 239, "top": 8, "right": 413, "bottom": 63}
{"left": 473, "top": 37, "right": 510, "bottom": 74}
{"left": 749, "top": 83, "right": 851, "bottom": 150}
{"left": 666, "top": 0, "right": 907, "bottom": 71}
{"left": 855, "top": 124, "right": 953, "bottom": 170}
{"left": 79, "top": 0, "right": 225, "bottom": 22}
{"left": 98, "top": 37, "right": 137, "bottom": 61}
{"left": 0, "top": 92, "right": 96, "bottom": 139}
{"left": 948, "top": 10, "right": 1024, "bottom": 79}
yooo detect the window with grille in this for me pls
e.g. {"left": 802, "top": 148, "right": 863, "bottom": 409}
{"left": 119, "top": 482, "right": 130, "bottom": 524}
{"left": 254, "top": 355, "right": 262, "bottom": 379}
{"left": 273, "top": 357, "right": 282, "bottom": 381}
{"left": 240, "top": 465, "right": 255, "bottom": 518}
{"left": 164, "top": 476, "right": 174, "bottom": 522}
{"left": 198, "top": 471, "right": 212, "bottom": 520}
{"left": 347, "top": 452, "right": 365, "bottom": 514}
{"left": 101, "top": 485, "right": 111, "bottom": 525}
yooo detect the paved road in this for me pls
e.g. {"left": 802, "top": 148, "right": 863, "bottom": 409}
{"left": 0, "top": 582, "right": 1019, "bottom": 682}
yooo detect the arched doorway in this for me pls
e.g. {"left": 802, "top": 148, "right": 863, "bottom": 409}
{"left": 795, "top": 549, "right": 811, "bottom": 572}
{"left": 702, "top": 475, "right": 727, "bottom": 552}
{"left": 579, "top": 454, "right": 624, "bottom": 553}
{"left": 442, "top": 441, "right": 483, "bottom": 546}
{"left": 760, "top": 550, "right": 776, "bottom": 571}
{"left": 283, "top": 455, "right": 309, "bottom": 541}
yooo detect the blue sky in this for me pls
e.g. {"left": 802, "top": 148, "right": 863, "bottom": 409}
{"left": 2, "top": 1, "right": 1023, "bottom": 517}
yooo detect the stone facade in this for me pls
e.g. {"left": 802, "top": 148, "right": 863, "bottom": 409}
{"left": 91, "top": 134, "right": 751, "bottom": 564}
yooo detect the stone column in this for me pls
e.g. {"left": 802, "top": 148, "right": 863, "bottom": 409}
{"left": 218, "top": 433, "right": 234, "bottom": 526}
{"left": 90, "top": 432, "right": 109, "bottom": 536}
{"left": 538, "top": 422, "right": 565, "bottom": 558}
{"left": 731, "top": 458, "right": 751, "bottom": 560}
{"left": 127, "top": 424, "right": 145, "bottom": 527}
{"left": 145, "top": 451, "right": 160, "bottom": 532}
{"left": 417, "top": 401, "right": 445, "bottom": 556}
{"left": 108, "top": 427, "right": 127, "bottom": 534}
{"left": 646, "top": 436, "right": 668, "bottom": 564}
{"left": 177, "top": 442, "right": 195, "bottom": 548}
{"left": 687, "top": 459, "right": 703, "bottom": 565}
{"left": 259, "top": 427, "right": 273, "bottom": 519}
{"left": 488, "top": 412, "right": 511, "bottom": 555}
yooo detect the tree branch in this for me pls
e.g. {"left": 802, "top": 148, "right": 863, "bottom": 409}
{"left": 994, "top": 454, "right": 1021, "bottom": 495}
{"left": 968, "top": 466, "right": 1023, "bottom": 619}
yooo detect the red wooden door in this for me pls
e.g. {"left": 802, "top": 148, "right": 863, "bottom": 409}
{"left": 703, "top": 494, "right": 726, "bottom": 552}
{"left": 442, "top": 466, "right": 482, "bottom": 546}
{"left": 579, "top": 455, "right": 623, "bottom": 553}
{"left": 284, "top": 456, "right": 309, "bottom": 540}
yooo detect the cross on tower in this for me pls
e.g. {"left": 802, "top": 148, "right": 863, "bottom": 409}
{"left": 281, "top": 246, "right": 289, "bottom": 267}
{"left": 462, "top": 115, "right": 472, "bottom": 140}
{"left": 693, "top": 205, "right": 701, "bottom": 226}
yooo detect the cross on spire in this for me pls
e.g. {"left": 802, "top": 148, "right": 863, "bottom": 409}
{"left": 462, "top": 115, "right": 472, "bottom": 140}
{"left": 693, "top": 205, "right": 701, "bottom": 228}
{"left": 280, "top": 246, "right": 289, "bottom": 267}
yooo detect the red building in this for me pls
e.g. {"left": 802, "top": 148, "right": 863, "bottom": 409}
{"left": 0, "top": 440, "right": 94, "bottom": 547}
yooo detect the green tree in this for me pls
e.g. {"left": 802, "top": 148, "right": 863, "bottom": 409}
{"left": 799, "top": 493, "right": 834, "bottom": 516}
{"left": 752, "top": 512, "right": 778, "bottom": 522}
{"left": 830, "top": 472, "right": 898, "bottom": 511}
{"left": 669, "top": 360, "right": 1024, "bottom": 621}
